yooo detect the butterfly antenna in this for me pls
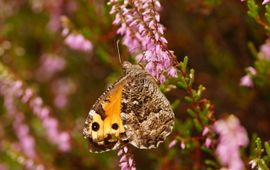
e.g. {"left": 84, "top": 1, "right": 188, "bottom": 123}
{"left": 116, "top": 39, "right": 122, "bottom": 64}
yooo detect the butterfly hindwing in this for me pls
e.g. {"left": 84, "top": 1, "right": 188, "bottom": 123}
{"left": 120, "top": 62, "right": 174, "bottom": 149}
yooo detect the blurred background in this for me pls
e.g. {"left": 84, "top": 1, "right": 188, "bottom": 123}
{"left": 0, "top": 0, "right": 269, "bottom": 169}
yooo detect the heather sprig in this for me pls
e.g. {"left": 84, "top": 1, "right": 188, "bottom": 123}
{"left": 3, "top": 93, "right": 36, "bottom": 159}
{"left": 61, "top": 16, "right": 94, "bottom": 53}
{"left": 249, "top": 137, "right": 270, "bottom": 169}
{"left": 35, "top": 53, "right": 66, "bottom": 82}
{"left": 0, "top": 140, "right": 46, "bottom": 170}
{"left": 118, "top": 146, "right": 136, "bottom": 170}
{"left": 164, "top": 57, "right": 250, "bottom": 170}
{"left": 50, "top": 78, "right": 76, "bottom": 109}
{"left": 108, "top": 0, "right": 177, "bottom": 82}
{"left": 244, "top": 0, "right": 270, "bottom": 31}
{"left": 214, "top": 115, "right": 249, "bottom": 170}
{"left": 0, "top": 61, "right": 71, "bottom": 152}
{"left": 64, "top": 32, "right": 93, "bottom": 52}
{"left": 240, "top": 40, "right": 270, "bottom": 88}
{"left": 239, "top": 1, "right": 270, "bottom": 88}
{"left": 163, "top": 57, "right": 219, "bottom": 169}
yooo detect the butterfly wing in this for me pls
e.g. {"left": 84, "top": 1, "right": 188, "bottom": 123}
{"left": 83, "top": 77, "right": 129, "bottom": 153}
{"left": 83, "top": 61, "right": 174, "bottom": 152}
{"left": 120, "top": 62, "right": 175, "bottom": 149}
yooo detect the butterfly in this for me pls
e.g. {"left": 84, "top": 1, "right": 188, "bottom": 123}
{"left": 83, "top": 61, "right": 174, "bottom": 153}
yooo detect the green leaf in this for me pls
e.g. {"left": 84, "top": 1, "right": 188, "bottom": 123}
{"left": 247, "top": 0, "right": 259, "bottom": 19}
{"left": 265, "top": 4, "right": 270, "bottom": 24}
{"left": 183, "top": 56, "right": 189, "bottom": 68}
{"left": 204, "top": 159, "right": 218, "bottom": 168}
{"left": 188, "top": 69, "right": 195, "bottom": 86}
{"left": 204, "top": 0, "right": 222, "bottom": 7}
{"left": 187, "top": 108, "right": 196, "bottom": 117}
{"left": 193, "top": 85, "right": 205, "bottom": 101}
{"left": 171, "top": 99, "right": 181, "bottom": 110}
{"left": 184, "top": 96, "right": 194, "bottom": 103}
{"left": 264, "top": 142, "right": 270, "bottom": 158}
{"left": 255, "top": 137, "right": 264, "bottom": 156}
{"left": 193, "top": 118, "right": 202, "bottom": 131}
{"left": 176, "top": 78, "right": 187, "bottom": 89}
{"left": 257, "top": 159, "right": 270, "bottom": 170}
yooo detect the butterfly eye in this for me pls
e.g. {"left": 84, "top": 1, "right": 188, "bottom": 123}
{"left": 111, "top": 123, "right": 119, "bottom": 130}
{"left": 92, "top": 122, "right": 100, "bottom": 131}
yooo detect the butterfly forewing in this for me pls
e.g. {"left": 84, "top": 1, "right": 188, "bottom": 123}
{"left": 83, "top": 77, "right": 129, "bottom": 153}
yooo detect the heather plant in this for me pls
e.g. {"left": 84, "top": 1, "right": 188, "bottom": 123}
{"left": 1, "top": 0, "right": 270, "bottom": 170}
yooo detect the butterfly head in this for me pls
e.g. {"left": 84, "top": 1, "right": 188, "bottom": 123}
{"left": 122, "top": 61, "right": 144, "bottom": 75}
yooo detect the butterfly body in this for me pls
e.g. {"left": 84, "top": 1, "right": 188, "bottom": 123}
{"left": 83, "top": 61, "right": 174, "bottom": 153}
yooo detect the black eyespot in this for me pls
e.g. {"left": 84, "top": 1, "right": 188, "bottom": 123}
{"left": 112, "top": 123, "right": 119, "bottom": 130}
{"left": 92, "top": 122, "right": 100, "bottom": 131}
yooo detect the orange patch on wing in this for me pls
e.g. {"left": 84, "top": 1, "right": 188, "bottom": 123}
{"left": 101, "top": 82, "right": 126, "bottom": 140}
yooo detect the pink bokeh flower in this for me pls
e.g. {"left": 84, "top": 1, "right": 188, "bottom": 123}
{"left": 202, "top": 126, "right": 213, "bottom": 148}
{"left": 28, "top": 96, "right": 71, "bottom": 152}
{"left": 64, "top": 33, "right": 93, "bottom": 52}
{"left": 262, "top": 0, "right": 270, "bottom": 5}
{"left": 7, "top": 142, "right": 45, "bottom": 170}
{"left": 240, "top": 67, "right": 256, "bottom": 87}
{"left": 36, "top": 54, "right": 66, "bottom": 82}
{"left": 51, "top": 78, "right": 76, "bottom": 109}
{"left": 240, "top": 75, "right": 253, "bottom": 87}
{"left": 168, "top": 139, "right": 177, "bottom": 148}
{"left": 240, "top": 0, "right": 270, "bottom": 4}
{"left": 0, "top": 64, "right": 71, "bottom": 152}
{"left": 0, "top": 164, "right": 7, "bottom": 170}
{"left": 1, "top": 81, "right": 36, "bottom": 159}
{"left": 42, "top": 0, "right": 77, "bottom": 32}
{"left": 214, "top": 115, "right": 249, "bottom": 170}
{"left": 249, "top": 159, "right": 257, "bottom": 169}
{"left": 259, "top": 39, "right": 270, "bottom": 60}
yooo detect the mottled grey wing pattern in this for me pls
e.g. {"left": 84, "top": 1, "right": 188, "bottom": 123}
{"left": 120, "top": 62, "right": 175, "bottom": 149}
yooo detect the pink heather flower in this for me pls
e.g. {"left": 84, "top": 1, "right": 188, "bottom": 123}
{"left": 51, "top": 78, "right": 76, "bottom": 109}
{"left": 204, "top": 138, "right": 212, "bottom": 148}
{"left": 247, "top": 66, "right": 257, "bottom": 75}
{"left": 249, "top": 159, "right": 258, "bottom": 169}
{"left": 36, "top": 54, "right": 66, "bottom": 81}
{"left": 0, "top": 164, "right": 7, "bottom": 170}
{"left": 8, "top": 143, "right": 45, "bottom": 170}
{"left": 240, "top": 67, "right": 256, "bottom": 87}
{"left": 263, "top": 0, "right": 270, "bottom": 5}
{"left": 108, "top": 0, "right": 177, "bottom": 82}
{"left": 259, "top": 40, "right": 270, "bottom": 60}
{"left": 41, "top": 0, "right": 77, "bottom": 32}
{"left": 240, "top": 75, "right": 253, "bottom": 87}
{"left": 1, "top": 81, "right": 36, "bottom": 159}
{"left": 180, "top": 141, "right": 186, "bottom": 149}
{"left": 26, "top": 95, "right": 71, "bottom": 152}
{"left": 202, "top": 127, "right": 213, "bottom": 148}
{"left": 214, "top": 115, "right": 249, "bottom": 170}
{"left": 65, "top": 33, "right": 93, "bottom": 52}
{"left": 240, "top": 0, "right": 270, "bottom": 4}
{"left": 118, "top": 146, "right": 136, "bottom": 170}
{"left": 202, "top": 127, "right": 210, "bottom": 136}
{"left": 168, "top": 139, "right": 177, "bottom": 148}
{"left": 0, "top": 64, "right": 71, "bottom": 152}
